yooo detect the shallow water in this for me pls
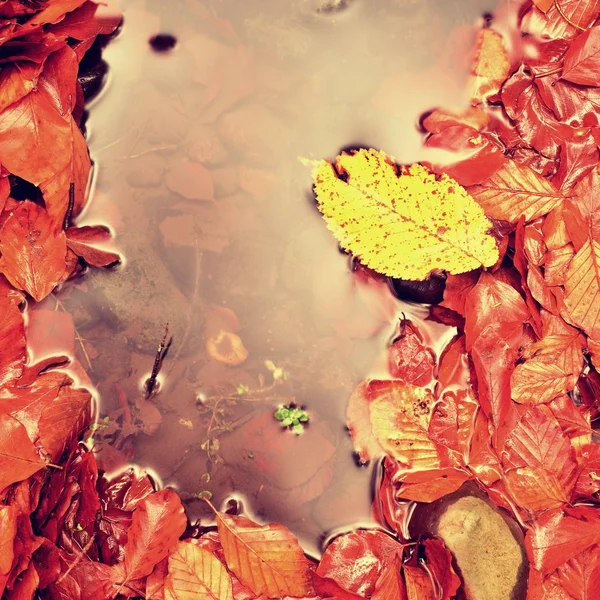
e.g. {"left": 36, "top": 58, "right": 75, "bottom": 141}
{"left": 35, "top": 0, "right": 499, "bottom": 556}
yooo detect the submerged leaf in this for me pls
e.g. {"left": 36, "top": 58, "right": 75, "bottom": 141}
{"left": 470, "top": 28, "right": 511, "bottom": 103}
{"left": 366, "top": 380, "right": 439, "bottom": 470}
{"left": 311, "top": 149, "right": 498, "bottom": 280}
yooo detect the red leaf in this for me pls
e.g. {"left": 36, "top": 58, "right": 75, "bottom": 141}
{"left": 0, "top": 88, "right": 73, "bottom": 185}
{"left": 423, "top": 539, "right": 461, "bottom": 600}
{"left": 562, "top": 27, "right": 600, "bottom": 86}
{"left": 371, "top": 558, "right": 406, "bottom": 600}
{"left": 38, "top": 385, "right": 92, "bottom": 461}
{"left": 0, "top": 201, "right": 67, "bottom": 301}
{"left": 394, "top": 467, "right": 472, "bottom": 503}
{"left": 66, "top": 226, "right": 120, "bottom": 267}
{"left": 387, "top": 318, "right": 435, "bottom": 386}
{"left": 0, "top": 505, "right": 17, "bottom": 593}
{"left": 0, "top": 413, "right": 45, "bottom": 493}
{"left": 118, "top": 489, "right": 186, "bottom": 583}
{"left": 522, "top": 0, "right": 600, "bottom": 40}
{"left": 316, "top": 530, "right": 403, "bottom": 597}
{"left": 556, "top": 544, "right": 600, "bottom": 599}
{"left": 403, "top": 564, "right": 435, "bottom": 600}
{"left": 0, "top": 281, "right": 25, "bottom": 387}
{"left": 526, "top": 506, "right": 600, "bottom": 573}
{"left": 0, "top": 61, "right": 42, "bottom": 113}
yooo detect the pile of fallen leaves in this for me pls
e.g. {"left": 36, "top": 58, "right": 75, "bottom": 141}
{"left": 313, "top": 0, "right": 600, "bottom": 598}
{"left": 3, "top": 0, "right": 600, "bottom": 599}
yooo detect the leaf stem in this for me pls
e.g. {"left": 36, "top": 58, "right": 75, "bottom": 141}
{"left": 554, "top": 0, "right": 587, "bottom": 31}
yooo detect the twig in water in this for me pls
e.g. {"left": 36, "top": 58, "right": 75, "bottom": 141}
{"left": 145, "top": 323, "right": 172, "bottom": 399}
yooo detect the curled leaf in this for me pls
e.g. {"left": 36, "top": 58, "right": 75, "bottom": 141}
{"left": 311, "top": 149, "right": 499, "bottom": 280}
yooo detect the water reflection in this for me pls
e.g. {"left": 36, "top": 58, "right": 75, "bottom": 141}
{"left": 42, "top": 0, "right": 499, "bottom": 555}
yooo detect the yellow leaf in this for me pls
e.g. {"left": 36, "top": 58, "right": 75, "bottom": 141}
{"left": 165, "top": 541, "right": 233, "bottom": 600}
{"left": 564, "top": 239, "right": 600, "bottom": 339}
{"left": 470, "top": 29, "right": 511, "bottom": 103}
{"left": 311, "top": 149, "right": 498, "bottom": 280}
{"left": 469, "top": 160, "right": 564, "bottom": 223}
{"left": 214, "top": 509, "right": 311, "bottom": 598}
{"left": 511, "top": 333, "right": 584, "bottom": 404}
{"left": 367, "top": 380, "right": 439, "bottom": 470}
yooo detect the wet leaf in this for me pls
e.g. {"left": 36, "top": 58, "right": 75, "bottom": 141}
{"left": 469, "top": 160, "right": 564, "bottom": 224}
{"left": 470, "top": 28, "right": 511, "bottom": 103}
{"left": 403, "top": 565, "right": 435, "bottom": 600}
{"left": 422, "top": 539, "right": 461, "bottom": 600}
{"left": 564, "top": 238, "right": 600, "bottom": 339}
{"left": 0, "top": 201, "right": 67, "bottom": 301}
{"left": 562, "top": 26, "right": 600, "bottom": 85}
{"left": 511, "top": 332, "right": 584, "bottom": 404}
{"left": 0, "top": 282, "right": 25, "bottom": 388}
{"left": 215, "top": 509, "right": 311, "bottom": 598}
{"left": 118, "top": 489, "right": 187, "bottom": 583}
{"left": 556, "top": 545, "right": 600, "bottom": 600}
{"left": 502, "top": 407, "right": 578, "bottom": 510}
{"left": 316, "top": 530, "right": 402, "bottom": 597}
{"left": 66, "top": 226, "right": 120, "bottom": 267}
{"left": 366, "top": 380, "right": 439, "bottom": 469}
{"left": 526, "top": 506, "right": 600, "bottom": 573}
{"left": 164, "top": 541, "right": 233, "bottom": 600}
{"left": 387, "top": 318, "right": 435, "bottom": 386}
{"left": 371, "top": 558, "right": 406, "bottom": 600}
{"left": 311, "top": 149, "right": 499, "bottom": 280}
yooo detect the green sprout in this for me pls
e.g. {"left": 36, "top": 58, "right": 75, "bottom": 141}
{"left": 274, "top": 405, "right": 309, "bottom": 434}
{"left": 236, "top": 384, "right": 250, "bottom": 396}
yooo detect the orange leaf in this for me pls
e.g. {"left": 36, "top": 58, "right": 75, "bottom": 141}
{"left": 372, "top": 559, "right": 406, "bottom": 600}
{"left": 470, "top": 29, "right": 511, "bottom": 103}
{"left": 395, "top": 468, "right": 471, "bottom": 503}
{"left": 164, "top": 541, "right": 233, "bottom": 600}
{"left": 564, "top": 238, "right": 600, "bottom": 339}
{"left": 0, "top": 413, "right": 45, "bottom": 493}
{"left": 120, "top": 489, "right": 187, "bottom": 582}
{"left": 511, "top": 333, "right": 584, "bottom": 404}
{"left": 215, "top": 509, "right": 311, "bottom": 598}
{"left": 556, "top": 544, "right": 600, "bottom": 600}
{"left": 346, "top": 381, "right": 384, "bottom": 464}
{"left": 403, "top": 565, "right": 435, "bottom": 600}
{"left": 0, "top": 201, "right": 67, "bottom": 301}
{"left": 502, "top": 408, "right": 578, "bottom": 510}
{"left": 469, "top": 160, "right": 564, "bottom": 224}
{"left": 366, "top": 380, "right": 440, "bottom": 470}
{"left": 532, "top": 0, "right": 554, "bottom": 12}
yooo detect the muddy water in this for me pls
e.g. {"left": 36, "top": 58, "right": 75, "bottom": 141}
{"left": 41, "top": 0, "right": 499, "bottom": 556}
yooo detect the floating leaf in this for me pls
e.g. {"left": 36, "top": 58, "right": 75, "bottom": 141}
{"left": 165, "top": 541, "right": 233, "bottom": 600}
{"left": 556, "top": 545, "right": 600, "bottom": 600}
{"left": 564, "top": 238, "right": 600, "bottom": 339}
{"left": 404, "top": 564, "right": 435, "bottom": 600}
{"left": 470, "top": 29, "right": 511, "bottom": 103}
{"left": 215, "top": 509, "right": 311, "bottom": 598}
{"left": 366, "top": 380, "right": 439, "bottom": 470}
{"left": 469, "top": 160, "right": 564, "bottom": 224}
{"left": 311, "top": 149, "right": 499, "bottom": 280}
{"left": 562, "top": 27, "right": 600, "bottom": 86}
